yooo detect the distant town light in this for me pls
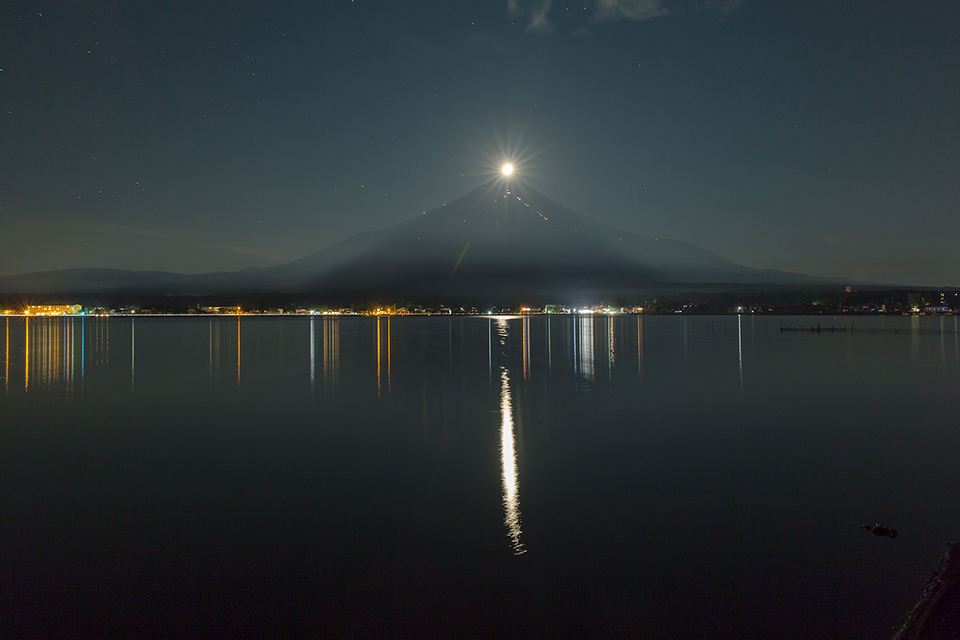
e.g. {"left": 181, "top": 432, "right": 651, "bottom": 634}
{"left": 23, "top": 304, "right": 82, "bottom": 316}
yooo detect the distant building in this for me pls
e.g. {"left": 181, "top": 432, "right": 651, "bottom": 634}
{"left": 25, "top": 304, "right": 82, "bottom": 316}
{"left": 907, "top": 293, "right": 921, "bottom": 313}
{"left": 201, "top": 306, "right": 242, "bottom": 314}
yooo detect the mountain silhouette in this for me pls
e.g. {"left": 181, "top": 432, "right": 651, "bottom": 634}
{"left": 0, "top": 178, "right": 844, "bottom": 298}
{"left": 256, "top": 178, "right": 838, "bottom": 298}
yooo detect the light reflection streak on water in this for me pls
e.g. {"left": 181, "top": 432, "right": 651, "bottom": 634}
{"left": 80, "top": 317, "right": 84, "bottom": 397}
{"left": 47, "top": 320, "right": 58, "bottom": 392}
{"left": 41, "top": 320, "right": 52, "bottom": 387}
{"left": 387, "top": 316, "right": 391, "bottom": 396}
{"left": 237, "top": 317, "right": 241, "bottom": 387}
{"left": 131, "top": 318, "right": 135, "bottom": 392}
{"left": 496, "top": 317, "right": 509, "bottom": 353}
{"left": 310, "top": 317, "right": 316, "bottom": 400}
{"left": 579, "top": 315, "right": 594, "bottom": 386}
{"left": 522, "top": 316, "right": 530, "bottom": 381}
{"left": 323, "top": 317, "right": 339, "bottom": 389}
{"left": 376, "top": 317, "right": 382, "bottom": 397}
{"left": 637, "top": 316, "right": 643, "bottom": 379}
{"left": 496, "top": 318, "right": 525, "bottom": 554}
{"left": 25, "top": 317, "right": 29, "bottom": 393}
{"left": 5, "top": 318, "right": 8, "bottom": 395}
{"left": 607, "top": 315, "right": 614, "bottom": 381}
{"left": 64, "top": 321, "right": 69, "bottom": 393}
{"left": 70, "top": 320, "right": 75, "bottom": 398}
{"left": 94, "top": 317, "right": 109, "bottom": 367}
{"left": 738, "top": 314, "right": 743, "bottom": 391}
{"left": 16, "top": 318, "right": 78, "bottom": 392}
{"left": 572, "top": 316, "right": 578, "bottom": 384}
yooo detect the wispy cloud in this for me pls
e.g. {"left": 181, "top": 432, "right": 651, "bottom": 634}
{"left": 529, "top": 0, "right": 554, "bottom": 32}
{"left": 592, "top": 0, "right": 670, "bottom": 22}
{"left": 508, "top": 0, "right": 556, "bottom": 32}
{"left": 506, "top": 0, "right": 745, "bottom": 29}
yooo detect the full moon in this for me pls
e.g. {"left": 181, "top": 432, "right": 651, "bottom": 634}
{"left": 502, "top": 164, "right": 513, "bottom": 176}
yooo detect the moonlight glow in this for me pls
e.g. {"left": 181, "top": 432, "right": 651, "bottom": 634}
{"left": 502, "top": 164, "right": 513, "bottom": 176}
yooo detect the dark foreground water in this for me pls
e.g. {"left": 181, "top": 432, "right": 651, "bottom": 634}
{"left": 2, "top": 314, "right": 959, "bottom": 638}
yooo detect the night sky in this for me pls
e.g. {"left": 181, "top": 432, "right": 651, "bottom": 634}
{"left": 2, "top": 0, "right": 958, "bottom": 285}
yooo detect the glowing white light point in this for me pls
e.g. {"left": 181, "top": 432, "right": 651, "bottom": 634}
{"left": 502, "top": 164, "right": 513, "bottom": 176}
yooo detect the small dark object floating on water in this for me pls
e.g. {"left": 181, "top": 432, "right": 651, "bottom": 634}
{"left": 863, "top": 523, "right": 897, "bottom": 538}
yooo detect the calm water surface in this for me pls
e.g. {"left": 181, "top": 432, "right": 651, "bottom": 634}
{"left": 2, "top": 314, "right": 959, "bottom": 638}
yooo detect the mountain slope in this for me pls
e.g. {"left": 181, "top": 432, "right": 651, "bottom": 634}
{"left": 258, "top": 178, "right": 835, "bottom": 297}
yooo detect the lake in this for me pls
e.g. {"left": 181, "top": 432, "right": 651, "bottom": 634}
{"left": 2, "top": 314, "right": 959, "bottom": 638}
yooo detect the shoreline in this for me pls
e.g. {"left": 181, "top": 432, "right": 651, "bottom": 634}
{"left": 894, "top": 541, "right": 960, "bottom": 639}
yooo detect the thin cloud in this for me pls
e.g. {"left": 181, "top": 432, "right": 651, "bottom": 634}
{"left": 529, "top": 0, "right": 554, "bottom": 32}
{"left": 508, "top": 0, "right": 556, "bottom": 32}
{"left": 592, "top": 0, "right": 670, "bottom": 22}
{"left": 507, "top": 0, "right": 746, "bottom": 29}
